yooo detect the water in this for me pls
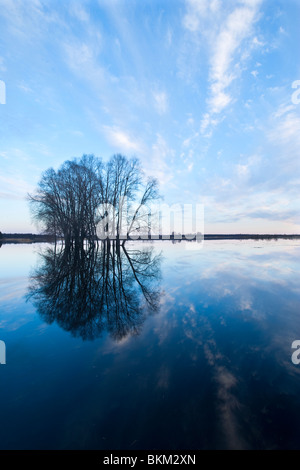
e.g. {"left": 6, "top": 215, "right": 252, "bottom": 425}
{"left": 0, "top": 240, "right": 300, "bottom": 450}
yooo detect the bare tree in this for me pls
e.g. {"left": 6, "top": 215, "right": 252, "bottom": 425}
{"left": 126, "top": 177, "right": 160, "bottom": 239}
{"left": 98, "top": 154, "right": 161, "bottom": 240}
{"left": 29, "top": 155, "right": 103, "bottom": 247}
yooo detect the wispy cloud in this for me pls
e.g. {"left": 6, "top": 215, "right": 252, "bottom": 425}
{"left": 0, "top": 0, "right": 65, "bottom": 39}
{"left": 69, "top": 2, "right": 90, "bottom": 23}
{"left": 183, "top": 0, "right": 263, "bottom": 138}
{"left": 246, "top": 209, "right": 299, "bottom": 222}
{"left": 166, "top": 27, "right": 173, "bottom": 48}
{"left": 183, "top": 0, "right": 221, "bottom": 32}
{"left": 63, "top": 37, "right": 104, "bottom": 81}
{"left": 153, "top": 91, "right": 168, "bottom": 115}
{"left": 102, "top": 125, "right": 143, "bottom": 153}
{"left": 268, "top": 109, "right": 300, "bottom": 158}
{"left": 0, "top": 173, "right": 34, "bottom": 200}
{"left": 208, "top": 0, "right": 262, "bottom": 114}
{"left": 147, "top": 134, "right": 175, "bottom": 186}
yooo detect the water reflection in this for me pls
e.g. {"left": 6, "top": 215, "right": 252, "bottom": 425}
{"left": 2, "top": 241, "right": 300, "bottom": 449}
{"left": 28, "top": 242, "right": 162, "bottom": 341}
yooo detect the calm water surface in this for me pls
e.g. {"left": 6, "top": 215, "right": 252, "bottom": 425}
{"left": 0, "top": 240, "right": 300, "bottom": 450}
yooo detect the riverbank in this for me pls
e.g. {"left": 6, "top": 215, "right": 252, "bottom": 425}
{"left": 0, "top": 234, "right": 56, "bottom": 244}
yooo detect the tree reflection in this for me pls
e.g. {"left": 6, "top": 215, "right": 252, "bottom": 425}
{"left": 28, "top": 242, "right": 162, "bottom": 341}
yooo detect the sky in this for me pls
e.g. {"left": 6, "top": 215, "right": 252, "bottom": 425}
{"left": 0, "top": 0, "right": 299, "bottom": 234}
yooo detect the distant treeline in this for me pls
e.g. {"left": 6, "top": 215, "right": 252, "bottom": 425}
{"left": 1, "top": 233, "right": 299, "bottom": 244}
{"left": 203, "top": 234, "right": 300, "bottom": 240}
{"left": 0, "top": 233, "right": 56, "bottom": 243}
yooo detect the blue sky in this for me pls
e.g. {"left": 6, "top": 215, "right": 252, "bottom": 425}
{"left": 0, "top": 0, "right": 299, "bottom": 234}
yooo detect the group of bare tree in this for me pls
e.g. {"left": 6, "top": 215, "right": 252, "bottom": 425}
{"left": 29, "top": 154, "right": 160, "bottom": 247}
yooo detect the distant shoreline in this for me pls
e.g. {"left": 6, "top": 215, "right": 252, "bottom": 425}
{"left": 1, "top": 233, "right": 300, "bottom": 244}
{"left": 0, "top": 234, "right": 56, "bottom": 244}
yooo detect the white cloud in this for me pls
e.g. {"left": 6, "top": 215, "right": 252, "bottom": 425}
{"left": 279, "top": 26, "right": 286, "bottom": 34}
{"left": 64, "top": 39, "right": 102, "bottom": 74}
{"left": 70, "top": 2, "right": 90, "bottom": 22}
{"left": 252, "top": 36, "right": 264, "bottom": 47}
{"left": 236, "top": 164, "right": 249, "bottom": 178}
{"left": 18, "top": 82, "right": 33, "bottom": 93}
{"left": 273, "top": 104, "right": 295, "bottom": 119}
{"left": 102, "top": 125, "right": 142, "bottom": 153}
{"left": 200, "top": 113, "right": 210, "bottom": 134}
{"left": 147, "top": 134, "right": 174, "bottom": 186}
{"left": 208, "top": 89, "right": 232, "bottom": 115}
{"left": 166, "top": 27, "right": 173, "bottom": 48}
{"left": 208, "top": 0, "right": 262, "bottom": 115}
{"left": 268, "top": 110, "right": 300, "bottom": 168}
{"left": 183, "top": 132, "right": 199, "bottom": 148}
{"left": 268, "top": 98, "right": 300, "bottom": 168}
{"left": 0, "top": 0, "right": 65, "bottom": 39}
{"left": 0, "top": 173, "right": 34, "bottom": 200}
{"left": 200, "top": 113, "right": 220, "bottom": 136}
{"left": 183, "top": 0, "right": 220, "bottom": 32}
{"left": 183, "top": 0, "right": 263, "bottom": 135}
{"left": 153, "top": 91, "right": 168, "bottom": 115}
